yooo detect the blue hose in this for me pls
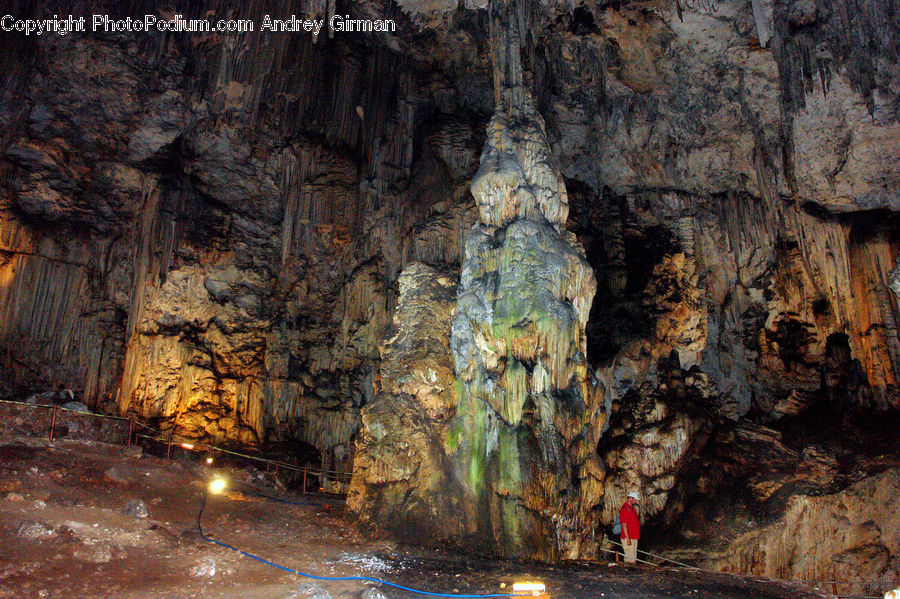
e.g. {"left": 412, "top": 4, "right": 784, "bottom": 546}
{"left": 197, "top": 492, "right": 528, "bottom": 598}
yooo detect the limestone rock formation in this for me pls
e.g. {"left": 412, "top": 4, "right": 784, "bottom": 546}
{"left": 890, "top": 253, "right": 900, "bottom": 298}
{"left": 446, "top": 0, "right": 604, "bottom": 560}
{"left": 0, "top": 3, "right": 483, "bottom": 476}
{"left": 600, "top": 352, "right": 720, "bottom": 526}
{"left": 652, "top": 409, "right": 900, "bottom": 596}
{"left": 0, "top": 0, "right": 899, "bottom": 579}
{"left": 352, "top": 0, "right": 605, "bottom": 560}
{"left": 709, "top": 468, "right": 900, "bottom": 597}
{"left": 347, "top": 263, "right": 466, "bottom": 543}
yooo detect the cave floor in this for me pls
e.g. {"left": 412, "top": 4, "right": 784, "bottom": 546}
{"left": 0, "top": 437, "right": 824, "bottom": 599}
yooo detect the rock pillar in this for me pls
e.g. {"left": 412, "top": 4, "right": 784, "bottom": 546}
{"left": 349, "top": 1, "right": 604, "bottom": 560}
{"left": 447, "top": 0, "right": 604, "bottom": 560}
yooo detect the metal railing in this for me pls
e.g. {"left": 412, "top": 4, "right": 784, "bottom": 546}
{"left": 592, "top": 540, "right": 897, "bottom": 599}
{"left": 0, "top": 399, "right": 131, "bottom": 444}
{"left": 0, "top": 399, "right": 350, "bottom": 495}
{"left": 131, "top": 426, "right": 352, "bottom": 495}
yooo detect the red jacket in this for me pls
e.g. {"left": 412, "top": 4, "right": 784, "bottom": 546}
{"left": 619, "top": 502, "right": 640, "bottom": 540}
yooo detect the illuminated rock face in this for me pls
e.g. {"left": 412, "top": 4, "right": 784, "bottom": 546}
{"left": 0, "top": 17, "right": 481, "bottom": 476}
{"left": 446, "top": 1, "right": 604, "bottom": 560}
{"left": 0, "top": 0, "right": 899, "bottom": 572}
{"left": 709, "top": 468, "right": 900, "bottom": 596}
{"left": 351, "top": 2, "right": 605, "bottom": 559}
{"left": 347, "top": 263, "right": 468, "bottom": 543}
{"left": 890, "top": 254, "right": 900, "bottom": 298}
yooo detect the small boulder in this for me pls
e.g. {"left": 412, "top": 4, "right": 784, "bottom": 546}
{"left": 288, "top": 583, "right": 332, "bottom": 599}
{"left": 103, "top": 465, "right": 132, "bottom": 484}
{"left": 62, "top": 402, "right": 90, "bottom": 413}
{"left": 357, "top": 589, "right": 389, "bottom": 599}
{"left": 25, "top": 391, "right": 56, "bottom": 405}
{"left": 190, "top": 556, "right": 217, "bottom": 578}
{"left": 123, "top": 499, "right": 148, "bottom": 518}
{"left": 74, "top": 542, "right": 112, "bottom": 563}
{"left": 17, "top": 521, "right": 56, "bottom": 540}
{"left": 121, "top": 445, "right": 143, "bottom": 458}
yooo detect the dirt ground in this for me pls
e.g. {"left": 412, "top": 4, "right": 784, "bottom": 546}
{"left": 0, "top": 436, "right": 826, "bottom": 599}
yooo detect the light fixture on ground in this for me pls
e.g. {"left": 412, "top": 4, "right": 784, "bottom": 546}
{"left": 205, "top": 456, "right": 213, "bottom": 465}
{"left": 512, "top": 582, "right": 548, "bottom": 597}
{"left": 208, "top": 477, "right": 227, "bottom": 494}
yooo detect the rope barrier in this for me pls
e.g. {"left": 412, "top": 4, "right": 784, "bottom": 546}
{"left": 60, "top": 408, "right": 129, "bottom": 421}
{"left": 202, "top": 444, "right": 350, "bottom": 477}
{"left": 131, "top": 432, "right": 352, "bottom": 484}
{"left": 2, "top": 399, "right": 351, "bottom": 488}
{"left": 197, "top": 490, "right": 529, "bottom": 598}
{"left": 596, "top": 545, "right": 658, "bottom": 567}
{"left": 600, "top": 541, "right": 895, "bottom": 598}
{"left": 635, "top": 547, "right": 695, "bottom": 569}
{"left": 0, "top": 399, "right": 49, "bottom": 407}
{"left": 125, "top": 417, "right": 351, "bottom": 478}
{"left": 0, "top": 399, "right": 129, "bottom": 420}
{"left": 600, "top": 541, "right": 696, "bottom": 569}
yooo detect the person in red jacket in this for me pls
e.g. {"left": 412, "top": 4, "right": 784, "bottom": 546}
{"left": 619, "top": 490, "right": 641, "bottom": 563}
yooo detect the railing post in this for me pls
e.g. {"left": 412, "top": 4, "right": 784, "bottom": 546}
{"left": 166, "top": 426, "right": 174, "bottom": 459}
{"left": 831, "top": 582, "right": 837, "bottom": 596}
{"left": 49, "top": 405, "right": 58, "bottom": 442}
{"left": 302, "top": 466, "right": 307, "bottom": 495}
{"left": 127, "top": 419, "right": 134, "bottom": 445}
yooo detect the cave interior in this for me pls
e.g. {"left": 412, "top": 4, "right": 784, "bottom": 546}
{"left": 0, "top": 0, "right": 899, "bottom": 597}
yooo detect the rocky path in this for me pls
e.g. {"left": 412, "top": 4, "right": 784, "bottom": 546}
{"left": 0, "top": 437, "right": 824, "bottom": 599}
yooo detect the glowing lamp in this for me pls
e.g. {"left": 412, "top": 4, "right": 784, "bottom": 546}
{"left": 180, "top": 443, "right": 194, "bottom": 450}
{"left": 208, "top": 477, "right": 227, "bottom": 494}
{"left": 205, "top": 456, "right": 214, "bottom": 465}
{"left": 512, "top": 582, "right": 548, "bottom": 597}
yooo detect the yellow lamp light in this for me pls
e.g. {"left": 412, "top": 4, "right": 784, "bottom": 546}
{"left": 512, "top": 582, "right": 548, "bottom": 597}
{"left": 205, "top": 456, "right": 214, "bottom": 465}
{"left": 208, "top": 477, "right": 227, "bottom": 494}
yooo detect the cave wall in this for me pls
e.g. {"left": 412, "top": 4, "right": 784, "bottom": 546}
{"left": 0, "top": 1, "right": 488, "bottom": 473}
{"left": 350, "top": 0, "right": 900, "bottom": 565}
{"left": 0, "top": 0, "right": 898, "bottom": 571}
{"left": 533, "top": 0, "right": 900, "bottom": 412}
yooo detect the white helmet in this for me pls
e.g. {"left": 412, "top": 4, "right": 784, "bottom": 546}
{"left": 627, "top": 491, "right": 641, "bottom": 500}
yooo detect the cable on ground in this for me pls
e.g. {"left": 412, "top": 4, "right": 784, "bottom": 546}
{"left": 196, "top": 491, "right": 528, "bottom": 598}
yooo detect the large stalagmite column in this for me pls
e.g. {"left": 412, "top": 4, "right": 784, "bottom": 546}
{"left": 349, "top": 0, "right": 605, "bottom": 560}
{"left": 448, "top": 0, "right": 604, "bottom": 559}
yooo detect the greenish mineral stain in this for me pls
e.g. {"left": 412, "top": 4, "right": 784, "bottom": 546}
{"left": 445, "top": 422, "right": 464, "bottom": 454}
